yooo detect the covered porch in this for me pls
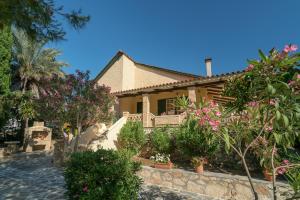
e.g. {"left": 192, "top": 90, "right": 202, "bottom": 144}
{"left": 114, "top": 73, "right": 238, "bottom": 127}
{"left": 113, "top": 74, "right": 236, "bottom": 127}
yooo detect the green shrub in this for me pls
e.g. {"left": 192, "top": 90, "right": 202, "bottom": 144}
{"left": 149, "top": 126, "right": 173, "bottom": 154}
{"left": 117, "top": 121, "right": 146, "bottom": 154}
{"left": 175, "top": 117, "right": 219, "bottom": 158}
{"left": 64, "top": 149, "right": 142, "bottom": 200}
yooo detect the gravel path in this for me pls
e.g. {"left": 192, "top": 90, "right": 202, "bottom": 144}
{"left": 0, "top": 152, "right": 213, "bottom": 200}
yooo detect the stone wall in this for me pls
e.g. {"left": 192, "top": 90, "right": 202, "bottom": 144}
{"left": 137, "top": 166, "right": 293, "bottom": 200}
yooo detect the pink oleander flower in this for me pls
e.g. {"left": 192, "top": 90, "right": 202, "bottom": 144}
{"left": 283, "top": 159, "right": 289, "bottom": 165}
{"left": 297, "top": 74, "right": 300, "bottom": 79}
{"left": 209, "top": 120, "right": 220, "bottom": 128}
{"left": 283, "top": 44, "right": 298, "bottom": 53}
{"left": 265, "top": 126, "right": 273, "bottom": 132}
{"left": 277, "top": 167, "right": 287, "bottom": 175}
{"left": 215, "top": 111, "right": 222, "bottom": 117}
{"left": 199, "top": 118, "right": 205, "bottom": 126}
{"left": 245, "top": 64, "right": 254, "bottom": 72}
{"left": 210, "top": 100, "right": 217, "bottom": 108}
{"left": 202, "top": 107, "right": 211, "bottom": 114}
{"left": 248, "top": 101, "right": 258, "bottom": 107}
{"left": 212, "top": 126, "right": 218, "bottom": 131}
{"left": 269, "top": 99, "right": 276, "bottom": 106}
{"left": 288, "top": 80, "right": 295, "bottom": 86}
{"left": 83, "top": 186, "right": 88, "bottom": 193}
{"left": 195, "top": 109, "right": 201, "bottom": 116}
{"left": 290, "top": 44, "right": 298, "bottom": 51}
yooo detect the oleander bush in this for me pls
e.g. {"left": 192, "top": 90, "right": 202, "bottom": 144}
{"left": 64, "top": 149, "right": 142, "bottom": 200}
{"left": 149, "top": 126, "right": 174, "bottom": 154}
{"left": 175, "top": 116, "right": 220, "bottom": 159}
{"left": 117, "top": 121, "right": 146, "bottom": 154}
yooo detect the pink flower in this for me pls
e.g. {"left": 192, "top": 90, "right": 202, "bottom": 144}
{"left": 290, "top": 44, "right": 298, "bottom": 51}
{"left": 210, "top": 101, "right": 217, "bottom": 108}
{"left": 248, "top": 101, "right": 258, "bottom": 107}
{"left": 265, "top": 126, "right": 273, "bottom": 132}
{"left": 297, "top": 74, "right": 300, "bottom": 79}
{"left": 202, "top": 107, "right": 211, "bottom": 114}
{"left": 83, "top": 186, "right": 88, "bottom": 193}
{"left": 283, "top": 44, "right": 298, "bottom": 53}
{"left": 269, "top": 99, "right": 276, "bottom": 106}
{"left": 245, "top": 64, "right": 254, "bottom": 72}
{"left": 212, "top": 126, "right": 218, "bottom": 131}
{"left": 283, "top": 159, "right": 289, "bottom": 165}
{"left": 199, "top": 118, "right": 205, "bottom": 126}
{"left": 215, "top": 111, "right": 221, "bottom": 117}
{"left": 209, "top": 120, "right": 220, "bottom": 128}
{"left": 277, "top": 167, "right": 287, "bottom": 175}
{"left": 288, "top": 80, "right": 295, "bottom": 86}
{"left": 195, "top": 109, "right": 201, "bottom": 116}
{"left": 283, "top": 45, "right": 290, "bottom": 53}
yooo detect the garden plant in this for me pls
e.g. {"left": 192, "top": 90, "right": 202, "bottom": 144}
{"left": 64, "top": 149, "right": 142, "bottom": 200}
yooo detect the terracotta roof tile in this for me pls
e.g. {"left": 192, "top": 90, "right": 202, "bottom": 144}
{"left": 112, "top": 70, "right": 244, "bottom": 96}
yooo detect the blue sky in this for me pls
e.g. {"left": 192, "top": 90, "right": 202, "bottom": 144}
{"left": 50, "top": 0, "right": 300, "bottom": 78}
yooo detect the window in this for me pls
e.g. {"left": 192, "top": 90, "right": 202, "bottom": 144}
{"left": 157, "top": 98, "right": 180, "bottom": 115}
{"left": 136, "top": 102, "right": 143, "bottom": 113}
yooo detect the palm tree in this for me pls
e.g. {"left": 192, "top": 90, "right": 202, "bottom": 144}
{"left": 12, "top": 28, "right": 67, "bottom": 128}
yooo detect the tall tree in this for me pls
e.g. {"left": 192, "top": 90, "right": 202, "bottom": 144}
{"left": 12, "top": 28, "right": 67, "bottom": 128}
{"left": 13, "top": 29, "right": 67, "bottom": 96}
{"left": 0, "top": 25, "right": 13, "bottom": 95}
{"left": 0, "top": 0, "right": 90, "bottom": 41}
{"left": 0, "top": 25, "right": 13, "bottom": 130}
{"left": 36, "top": 70, "right": 114, "bottom": 151}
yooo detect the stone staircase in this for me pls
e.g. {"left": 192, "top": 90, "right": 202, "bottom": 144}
{"left": 88, "top": 116, "right": 127, "bottom": 151}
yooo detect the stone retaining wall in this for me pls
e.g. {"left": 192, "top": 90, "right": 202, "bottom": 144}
{"left": 137, "top": 166, "right": 293, "bottom": 200}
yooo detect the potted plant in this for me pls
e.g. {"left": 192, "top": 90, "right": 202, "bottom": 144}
{"left": 192, "top": 157, "right": 208, "bottom": 173}
{"left": 150, "top": 153, "right": 173, "bottom": 169}
{"left": 251, "top": 138, "right": 279, "bottom": 181}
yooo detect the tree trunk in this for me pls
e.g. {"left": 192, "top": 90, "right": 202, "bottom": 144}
{"left": 73, "top": 125, "right": 81, "bottom": 152}
{"left": 271, "top": 144, "right": 277, "bottom": 200}
{"left": 22, "top": 78, "right": 29, "bottom": 150}
{"left": 241, "top": 156, "right": 259, "bottom": 200}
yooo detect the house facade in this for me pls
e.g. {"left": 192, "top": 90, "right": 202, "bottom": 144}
{"left": 95, "top": 51, "right": 240, "bottom": 127}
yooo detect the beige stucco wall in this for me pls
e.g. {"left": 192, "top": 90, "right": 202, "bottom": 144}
{"left": 122, "top": 56, "right": 136, "bottom": 91}
{"left": 118, "top": 87, "right": 209, "bottom": 115}
{"left": 96, "top": 57, "right": 123, "bottom": 92}
{"left": 96, "top": 54, "right": 195, "bottom": 93}
{"left": 134, "top": 64, "right": 193, "bottom": 89}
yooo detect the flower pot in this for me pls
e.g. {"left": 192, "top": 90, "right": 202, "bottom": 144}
{"left": 195, "top": 164, "right": 204, "bottom": 174}
{"left": 263, "top": 169, "right": 277, "bottom": 181}
{"left": 154, "top": 162, "right": 173, "bottom": 169}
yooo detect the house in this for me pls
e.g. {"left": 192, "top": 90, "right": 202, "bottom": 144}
{"left": 94, "top": 51, "right": 241, "bottom": 128}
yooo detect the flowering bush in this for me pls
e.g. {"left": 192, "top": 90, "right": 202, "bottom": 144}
{"left": 150, "top": 153, "right": 170, "bottom": 164}
{"left": 64, "top": 149, "right": 142, "bottom": 200}
{"left": 175, "top": 114, "right": 219, "bottom": 160}
{"left": 221, "top": 45, "right": 300, "bottom": 199}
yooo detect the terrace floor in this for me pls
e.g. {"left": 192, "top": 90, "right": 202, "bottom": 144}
{"left": 0, "top": 152, "right": 214, "bottom": 200}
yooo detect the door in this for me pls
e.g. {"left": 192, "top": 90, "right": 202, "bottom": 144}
{"left": 157, "top": 99, "right": 166, "bottom": 115}
{"left": 136, "top": 102, "right": 143, "bottom": 113}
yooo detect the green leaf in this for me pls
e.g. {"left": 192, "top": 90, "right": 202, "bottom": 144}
{"left": 276, "top": 110, "right": 281, "bottom": 120}
{"left": 223, "top": 132, "right": 231, "bottom": 152}
{"left": 273, "top": 132, "right": 282, "bottom": 144}
{"left": 282, "top": 114, "right": 289, "bottom": 127}
{"left": 259, "top": 49, "right": 267, "bottom": 62}
{"left": 267, "top": 84, "right": 275, "bottom": 94}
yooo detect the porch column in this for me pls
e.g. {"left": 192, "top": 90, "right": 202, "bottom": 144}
{"left": 142, "top": 94, "right": 151, "bottom": 127}
{"left": 188, "top": 87, "right": 197, "bottom": 103}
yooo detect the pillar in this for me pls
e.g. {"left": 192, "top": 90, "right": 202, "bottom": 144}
{"left": 188, "top": 87, "right": 197, "bottom": 103}
{"left": 142, "top": 94, "right": 151, "bottom": 127}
